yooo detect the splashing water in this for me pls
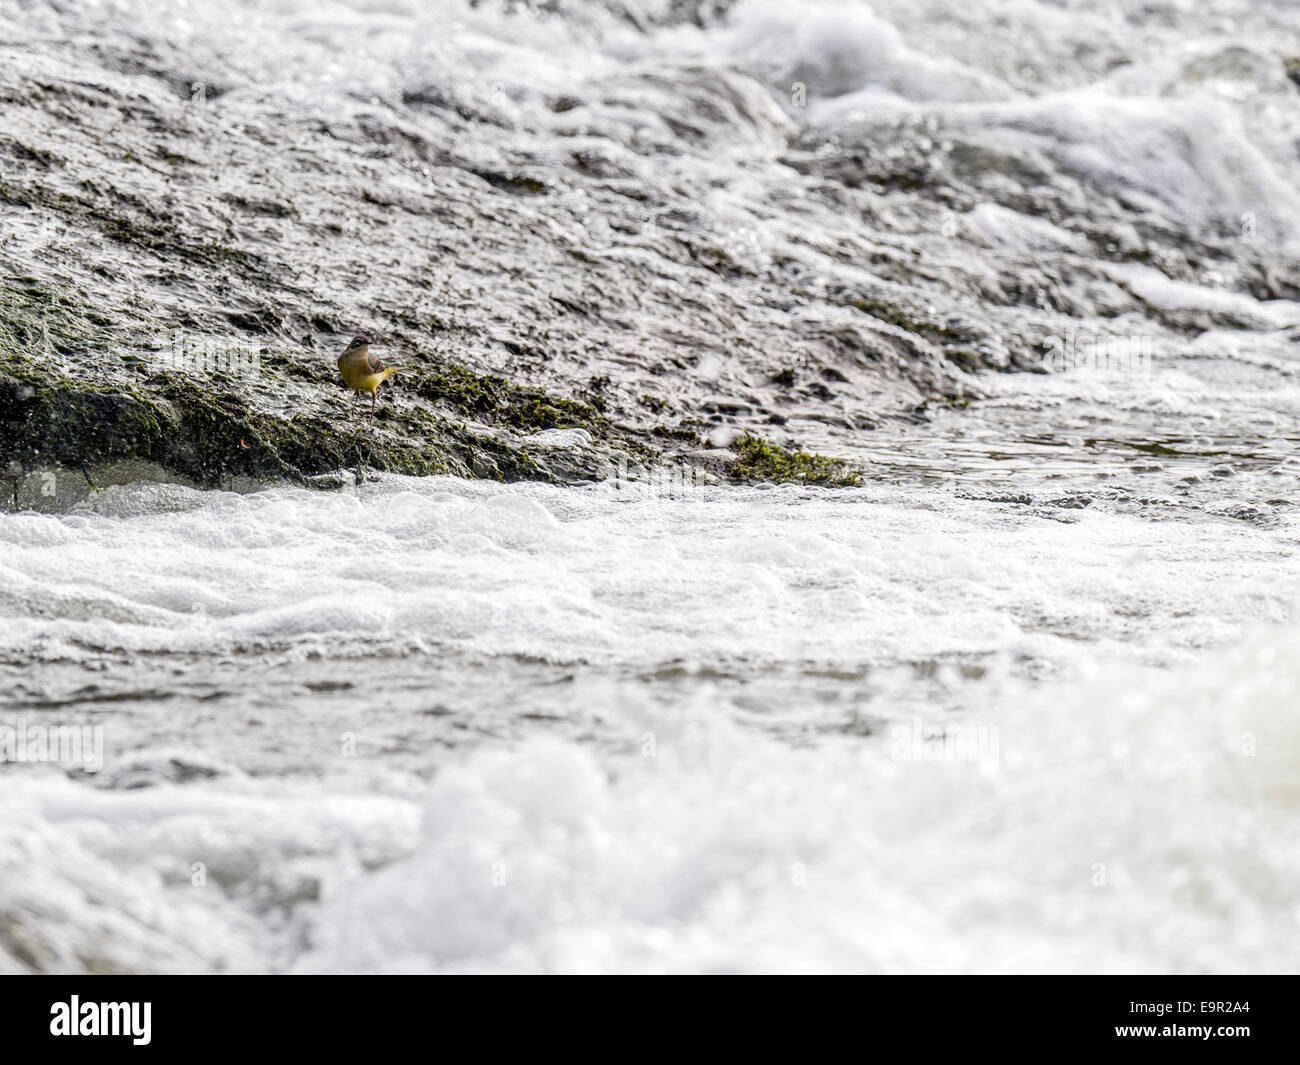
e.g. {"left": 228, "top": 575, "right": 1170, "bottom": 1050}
{"left": 2, "top": 0, "right": 1300, "bottom": 973}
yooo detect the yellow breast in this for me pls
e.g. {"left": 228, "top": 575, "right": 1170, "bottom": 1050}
{"left": 338, "top": 348, "right": 393, "bottom": 393}
{"left": 342, "top": 367, "right": 387, "bottom": 393}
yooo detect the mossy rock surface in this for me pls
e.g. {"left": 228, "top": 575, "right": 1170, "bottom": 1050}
{"left": 727, "top": 433, "right": 861, "bottom": 487}
{"left": 1, "top": 275, "right": 863, "bottom": 492}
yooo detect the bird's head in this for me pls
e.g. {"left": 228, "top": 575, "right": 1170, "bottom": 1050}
{"left": 345, "top": 334, "right": 372, "bottom": 352}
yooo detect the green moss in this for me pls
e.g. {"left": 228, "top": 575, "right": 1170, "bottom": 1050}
{"left": 651, "top": 424, "right": 704, "bottom": 445}
{"left": 847, "top": 296, "right": 991, "bottom": 371}
{"left": 944, "top": 350, "right": 981, "bottom": 373}
{"left": 152, "top": 376, "right": 459, "bottom": 483}
{"left": 688, "top": 242, "right": 752, "bottom": 278}
{"left": 471, "top": 171, "right": 547, "bottom": 196}
{"left": 0, "top": 277, "right": 112, "bottom": 359}
{"left": 98, "top": 215, "right": 265, "bottom": 274}
{"left": 260, "top": 351, "right": 329, "bottom": 383}
{"left": 0, "top": 283, "right": 660, "bottom": 490}
{"left": 154, "top": 146, "right": 199, "bottom": 167}
{"left": 411, "top": 364, "right": 607, "bottom": 436}
{"left": 0, "top": 349, "right": 450, "bottom": 486}
{"left": 728, "top": 432, "right": 860, "bottom": 487}
{"left": 0, "top": 369, "right": 167, "bottom": 472}
{"left": 2, "top": 313, "right": 132, "bottom": 399}
{"left": 0, "top": 137, "right": 62, "bottom": 168}
{"left": 398, "top": 406, "right": 539, "bottom": 482}
{"left": 581, "top": 375, "right": 610, "bottom": 412}
{"left": 0, "top": 177, "right": 270, "bottom": 278}
{"left": 0, "top": 343, "right": 585, "bottom": 488}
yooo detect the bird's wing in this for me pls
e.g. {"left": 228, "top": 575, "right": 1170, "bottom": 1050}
{"left": 363, "top": 351, "right": 388, "bottom": 374}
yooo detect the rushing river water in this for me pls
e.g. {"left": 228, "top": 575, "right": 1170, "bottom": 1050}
{"left": 3, "top": 0, "right": 1300, "bottom": 973}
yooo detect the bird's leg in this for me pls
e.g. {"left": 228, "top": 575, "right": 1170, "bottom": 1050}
{"left": 371, "top": 389, "right": 377, "bottom": 417}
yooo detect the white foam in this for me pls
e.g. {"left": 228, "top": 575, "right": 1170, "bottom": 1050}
{"left": 0, "top": 767, "right": 420, "bottom": 974}
{"left": 967, "top": 203, "right": 1090, "bottom": 253}
{"left": 2, "top": 476, "right": 1294, "bottom": 668}
{"left": 1110, "top": 263, "right": 1300, "bottom": 328}
{"left": 295, "top": 628, "right": 1300, "bottom": 973}
{"left": 715, "top": 0, "right": 1012, "bottom": 104}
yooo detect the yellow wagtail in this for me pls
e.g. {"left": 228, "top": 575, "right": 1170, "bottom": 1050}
{"left": 338, "top": 334, "right": 403, "bottom": 417}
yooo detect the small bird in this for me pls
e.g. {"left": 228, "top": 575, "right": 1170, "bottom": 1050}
{"left": 337, "top": 335, "right": 403, "bottom": 417}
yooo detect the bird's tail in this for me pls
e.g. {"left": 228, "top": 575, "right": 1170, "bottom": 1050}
{"left": 382, "top": 367, "right": 404, "bottom": 380}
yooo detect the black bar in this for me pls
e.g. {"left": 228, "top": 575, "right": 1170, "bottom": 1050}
{"left": 2, "top": 976, "right": 1289, "bottom": 1052}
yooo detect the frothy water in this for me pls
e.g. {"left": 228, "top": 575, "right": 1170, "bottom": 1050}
{"left": 4, "top": 0, "right": 1300, "bottom": 973}
{"left": 3, "top": 467, "right": 1298, "bottom": 972}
